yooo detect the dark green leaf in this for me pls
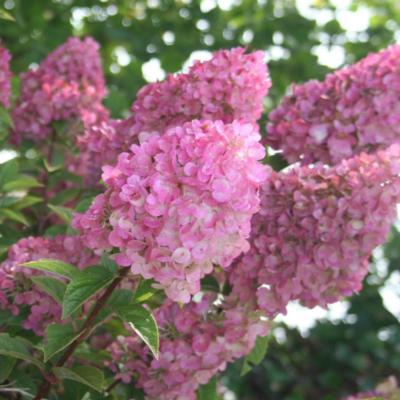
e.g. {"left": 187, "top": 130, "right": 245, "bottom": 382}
{"left": 0, "top": 106, "right": 14, "bottom": 127}
{"left": 62, "top": 265, "right": 116, "bottom": 319}
{"left": 241, "top": 334, "right": 272, "bottom": 376}
{"left": 53, "top": 366, "right": 105, "bottom": 392}
{"left": 0, "top": 208, "right": 29, "bottom": 226}
{"left": 51, "top": 188, "right": 81, "bottom": 205}
{"left": 201, "top": 275, "right": 220, "bottom": 293}
{"left": 21, "top": 259, "right": 78, "bottom": 280}
{"left": 43, "top": 323, "right": 78, "bottom": 362}
{"left": 0, "top": 333, "right": 44, "bottom": 369}
{"left": 0, "top": 356, "right": 16, "bottom": 382}
{"left": 197, "top": 377, "right": 218, "bottom": 400}
{"left": 117, "top": 304, "right": 159, "bottom": 358}
{"left": 48, "top": 204, "right": 73, "bottom": 224}
{"left": 3, "top": 176, "right": 42, "bottom": 191}
{"left": 12, "top": 195, "right": 42, "bottom": 210}
{"left": 75, "top": 197, "right": 95, "bottom": 213}
{"left": 0, "top": 159, "right": 18, "bottom": 189}
{"left": 132, "top": 278, "right": 158, "bottom": 303}
{"left": 31, "top": 276, "right": 67, "bottom": 304}
{"left": 101, "top": 254, "right": 118, "bottom": 275}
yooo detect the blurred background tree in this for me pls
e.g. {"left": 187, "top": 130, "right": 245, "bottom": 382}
{"left": 1, "top": 0, "right": 400, "bottom": 399}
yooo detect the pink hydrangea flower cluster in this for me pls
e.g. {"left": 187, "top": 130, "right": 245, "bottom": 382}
{"left": 67, "top": 119, "right": 126, "bottom": 185}
{"left": 68, "top": 48, "right": 270, "bottom": 185}
{"left": 266, "top": 45, "right": 400, "bottom": 165}
{"left": 0, "top": 235, "right": 98, "bottom": 335}
{"left": 12, "top": 37, "right": 108, "bottom": 141}
{"left": 74, "top": 119, "right": 269, "bottom": 302}
{"left": 234, "top": 144, "right": 400, "bottom": 317}
{"left": 106, "top": 263, "right": 269, "bottom": 400}
{"left": 132, "top": 48, "right": 270, "bottom": 134}
{"left": 0, "top": 45, "right": 11, "bottom": 108}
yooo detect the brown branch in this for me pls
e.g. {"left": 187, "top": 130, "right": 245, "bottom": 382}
{"left": 33, "top": 267, "right": 130, "bottom": 400}
{"left": 37, "top": 129, "right": 57, "bottom": 235}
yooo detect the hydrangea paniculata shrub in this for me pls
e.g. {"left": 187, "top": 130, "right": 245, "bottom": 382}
{"left": 0, "top": 36, "right": 399, "bottom": 400}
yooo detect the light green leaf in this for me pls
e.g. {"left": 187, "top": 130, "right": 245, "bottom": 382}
{"left": 0, "top": 159, "right": 18, "bottom": 189}
{"left": 12, "top": 195, "right": 42, "bottom": 210}
{"left": 132, "top": 278, "right": 158, "bottom": 303}
{"left": 117, "top": 304, "right": 159, "bottom": 359}
{"left": 0, "top": 356, "right": 16, "bottom": 382}
{"left": 0, "top": 106, "right": 14, "bottom": 127}
{"left": 48, "top": 204, "right": 73, "bottom": 224}
{"left": 21, "top": 258, "right": 78, "bottom": 280}
{"left": 197, "top": 377, "right": 218, "bottom": 400}
{"left": 0, "top": 8, "right": 15, "bottom": 21}
{"left": 62, "top": 265, "right": 116, "bottom": 319}
{"left": 31, "top": 276, "right": 67, "bottom": 304}
{"left": 54, "top": 366, "right": 105, "bottom": 392}
{"left": 0, "top": 208, "right": 29, "bottom": 226}
{"left": 3, "top": 176, "right": 42, "bottom": 191}
{"left": 241, "top": 334, "right": 271, "bottom": 376}
{"left": 0, "top": 333, "right": 44, "bottom": 369}
{"left": 43, "top": 323, "right": 78, "bottom": 362}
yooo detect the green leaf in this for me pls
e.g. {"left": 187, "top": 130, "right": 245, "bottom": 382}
{"left": 31, "top": 276, "right": 67, "bottom": 304}
{"left": 240, "top": 334, "right": 271, "bottom": 376}
{"left": 48, "top": 204, "right": 73, "bottom": 224}
{"left": 43, "top": 323, "right": 78, "bottom": 362}
{"left": 101, "top": 254, "right": 118, "bottom": 275}
{"left": 197, "top": 377, "right": 218, "bottom": 400}
{"left": 0, "top": 159, "right": 18, "bottom": 189}
{"left": 132, "top": 278, "right": 158, "bottom": 303}
{"left": 0, "top": 356, "right": 16, "bottom": 382}
{"left": 54, "top": 366, "right": 105, "bottom": 392}
{"left": 0, "top": 107, "right": 14, "bottom": 128}
{"left": 21, "top": 258, "right": 78, "bottom": 280}
{"left": 117, "top": 304, "right": 159, "bottom": 359}
{"left": 90, "top": 289, "right": 133, "bottom": 331}
{"left": 0, "top": 333, "right": 44, "bottom": 369}
{"left": 0, "top": 8, "right": 15, "bottom": 21}
{"left": 201, "top": 275, "right": 220, "bottom": 293}
{"left": 12, "top": 195, "right": 42, "bottom": 210}
{"left": 62, "top": 265, "right": 116, "bottom": 319}
{"left": 0, "top": 208, "right": 29, "bottom": 226}
{"left": 3, "top": 176, "right": 42, "bottom": 191}
{"left": 75, "top": 197, "right": 94, "bottom": 213}
{"left": 51, "top": 188, "right": 80, "bottom": 205}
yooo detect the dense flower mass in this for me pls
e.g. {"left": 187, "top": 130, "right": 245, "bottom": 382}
{"left": 74, "top": 119, "right": 269, "bottom": 302}
{"left": 235, "top": 145, "right": 400, "bottom": 317}
{"left": 39, "top": 47, "right": 270, "bottom": 186}
{"left": 106, "top": 261, "right": 269, "bottom": 400}
{"left": 0, "top": 235, "right": 98, "bottom": 335}
{"left": 131, "top": 48, "right": 270, "bottom": 133}
{"left": 0, "top": 45, "right": 11, "bottom": 108}
{"left": 266, "top": 44, "right": 400, "bottom": 165}
{"left": 12, "top": 37, "right": 107, "bottom": 141}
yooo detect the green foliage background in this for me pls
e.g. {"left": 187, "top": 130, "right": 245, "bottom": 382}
{"left": 1, "top": 0, "right": 400, "bottom": 399}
